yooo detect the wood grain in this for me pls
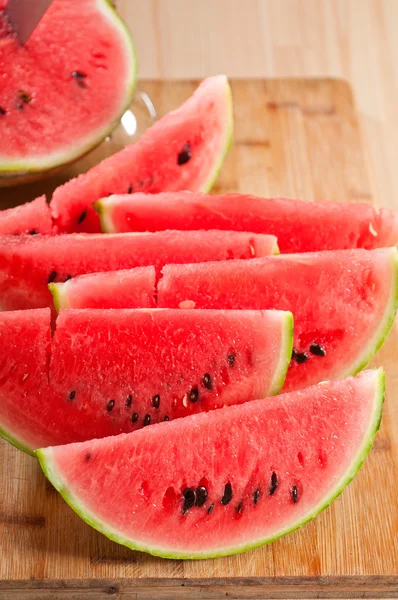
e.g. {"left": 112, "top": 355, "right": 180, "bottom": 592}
{"left": 0, "top": 79, "right": 397, "bottom": 598}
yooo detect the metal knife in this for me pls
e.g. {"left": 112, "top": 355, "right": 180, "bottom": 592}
{"left": 7, "top": 0, "right": 54, "bottom": 44}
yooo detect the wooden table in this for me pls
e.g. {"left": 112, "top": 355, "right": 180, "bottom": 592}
{"left": 0, "top": 78, "right": 397, "bottom": 599}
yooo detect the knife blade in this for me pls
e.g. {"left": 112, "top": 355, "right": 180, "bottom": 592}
{"left": 7, "top": 0, "right": 54, "bottom": 44}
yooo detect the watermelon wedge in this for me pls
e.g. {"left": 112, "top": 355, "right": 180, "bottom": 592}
{"left": 0, "top": 230, "right": 277, "bottom": 311}
{"left": 0, "top": 0, "right": 137, "bottom": 184}
{"left": 0, "top": 195, "right": 53, "bottom": 234}
{"left": 0, "top": 307, "right": 293, "bottom": 454}
{"left": 50, "top": 267, "right": 156, "bottom": 311}
{"left": 37, "top": 369, "right": 384, "bottom": 559}
{"left": 50, "top": 76, "right": 233, "bottom": 232}
{"left": 157, "top": 248, "right": 398, "bottom": 391}
{"left": 96, "top": 192, "right": 398, "bottom": 252}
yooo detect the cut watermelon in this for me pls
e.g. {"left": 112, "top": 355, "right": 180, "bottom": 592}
{"left": 158, "top": 248, "right": 398, "bottom": 391}
{"left": 0, "top": 307, "right": 293, "bottom": 454}
{"left": 37, "top": 369, "right": 384, "bottom": 559}
{"left": 50, "top": 267, "right": 156, "bottom": 311}
{"left": 0, "top": 195, "right": 53, "bottom": 234}
{"left": 50, "top": 76, "right": 233, "bottom": 233}
{"left": 0, "top": 230, "right": 277, "bottom": 311}
{"left": 96, "top": 192, "right": 398, "bottom": 252}
{"left": 0, "top": 0, "right": 137, "bottom": 184}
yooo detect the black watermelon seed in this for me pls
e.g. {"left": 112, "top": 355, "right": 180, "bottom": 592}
{"left": 48, "top": 270, "right": 57, "bottom": 283}
{"left": 177, "top": 142, "right": 191, "bottom": 165}
{"left": 202, "top": 373, "right": 212, "bottom": 390}
{"left": 291, "top": 348, "right": 297, "bottom": 359}
{"left": 72, "top": 71, "right": 87, "bottom": 79}
{"left": 16, "top": 102, "right": 23, "bottom": 110}
{"left": 127, "top": 184, "right": 133, "bottom": 194}
{"left": 65, "top": 274, "right": 72, "bottom": 282}
{"left": 195, "top": 486, "right": 208, "bottom": 507}
{"left": 236, "top": 501, "right": 243, "bottom": 514}
{"left": 125, "top": 394, "right": 133, "bottom": 408}
{"left": 0, "top": 107, "right": 6, "bottom": 116}
{"left": 152, "top": 394, "right": 160, "bottom": 408}
{"left": 77, "top": 210, "right": 87, "bottom": 224}
{"left": 131, "top": 413, "right": 139, "bottom": 423}
{"left": 309, "top": 343, "right": 326, "bottom": 357}
{"left": 207, "top": 503, "right": 214, "bottom": 515}
{"left": 295, "top": 352, "right": 308, "bottom": 364}
{"left": 68, "top": 391, "right": 76, "bottom": 401}
{"left": 143, "top": 414, "right": 151, "bottom": 426}
{"left": 221, "top": 482, "right": 233, "bottom": 505}
{"left": 253, "top": 488, "right": 260, "bottom": 505}
{"left": 269, "top": 472, "right": 278, "bottom": 496}
{"left": 189, "top": 387, "right": 199, "bottom": 403}
{"left": 29, "top": 229, "right": 38, "bottom": 235}
{"left": 227, "top": 352, "right": 236, "bottom": 367}
{"left": 18, "top": 90, "right": 31, "bottom": 104}
{"left": 85, "top": 453, "right": 91, "bottom": 462}
{"left": 291, "top": 485, "right": 299, "bottom": 503}
{"left": 182, "top": 487, "right": 196, "bottom": 513}
{"left": 107, "top": 400, "right": 115, "bottom": 412}
{"left": 164, "top": 415, "right": 170, "bottom": 421}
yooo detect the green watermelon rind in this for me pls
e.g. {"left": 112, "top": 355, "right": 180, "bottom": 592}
{"left": 0, "top": 425, "right": 35, "bottom": 456}
{"left": 0, "top": 0, "right": 138, "bottom": 178}
{"left": 268, "top": 310, "right": 293, "bottom": 395}
{"left": 36, "top": 368, "right": 385, "bottom": 560}
{"left": 48, "top": 282, "right": 66, "bottom": 313}
{"left": 341, "top": 247, "right": 398, "bottom": 378}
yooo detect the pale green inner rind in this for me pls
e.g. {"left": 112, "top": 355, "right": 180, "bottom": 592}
{"left": 36, "top": 369, "right": 385, "bottom": 560}
{"left": 0, "top": 0, "right": 137, "bottom": 175}
{"left": 94, "top": 199, "right": 116, "bottom": 234}
{"left": 341, "top": 248, "right": 398, "bottom": 378}
{"left": 0, "top": 425, "right": 35, "bottom": 456}
{"left": 271, "top": 238, "right": 280, "bottom": 256}
{"left": 268, "top": 311, "right": 293, "bottom": 396}
{"left": 201, "top": 79, "right": 234, "bottom": 193}
{"left": 48, "top": 282, "right": 67, "bottom": 312}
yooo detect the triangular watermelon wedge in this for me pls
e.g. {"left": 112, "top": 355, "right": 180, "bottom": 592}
{"left": 0, "top": 307, "right": 292, "bottom": 454}
{"left": 37, "top": 369, "right": 384, "bottom": 559}
{"left": 158, "top": 247, "right": 398, "bottom": 391}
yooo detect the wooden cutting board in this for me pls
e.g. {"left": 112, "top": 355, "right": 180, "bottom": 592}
{"left": 0, "top": 79, "right": 397, "bottom": 599}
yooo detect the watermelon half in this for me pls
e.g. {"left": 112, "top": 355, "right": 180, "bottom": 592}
{"left": 50, "top": 267, "right": 156, "bottom": 311}
{"left": 157, "top": 248, "right": 398, "bottom": 391}
{"left": 0, "top": 195, "right": 53, "bottom": 234}
{"left": 96, "top": 192, "right": 398, "bottom": 252}
{"left": 0, "top": 307, "right": 293, "bottom": 454}
{"left": 0, "top": 230, "right": 277, "bottom": 311}
{"left": 37, "top": 369, "right": 384, "bottom": 559}
{"left": 50, "top": 76, "right": 233, "bottom": 233}
{"left": 0, "top": 0, "right": 137, "bottom": 184}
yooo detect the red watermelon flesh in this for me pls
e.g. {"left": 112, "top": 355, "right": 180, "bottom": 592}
{"left": 0, "top": 195, "right": 53, "bottom": 234}
{"left": 0, "top": 0, "right": 136, "bottom": 182}
{"left": 37, "top": 369, "right": 384, "bottom": 559}
{"left": 50, "top": 76, "right": 233, "bottom": 233}
{"left": 97, "top": 192, "right": 398, "bottom": 252}
{"left": 0, "top": 307, "right": 293, "bottom": 454}
{"left": 0, "top": 230, "right": 277, "bottom": 311}
{"left": 50, "top": 267, "right": 156, "bottom": 311}
{"left": 157, "top": 248, "right": 398, "bottom": 392}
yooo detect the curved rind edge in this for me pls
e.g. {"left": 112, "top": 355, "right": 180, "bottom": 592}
{"left": 0, "top": 425, "right": 35, "bottom": 457}
{"left": 268, "top": 311, "right": 293, "bottom": 396}
{"left": 0, "top": 0, "right": 137, "bottom": 177}
{"left": 48, "top": 283, "right": 64, "bottom": 313}
{"left": 94, "top": 198, "right": 116, "bottom": 233}
{"left": 36, "top": 368, "right": 385, "bottom": 560}
{"left": 201, "top": 78, "right": 234, "bottom": 193}
{"left": 342, "top": 247, "right": 398, "bottom": 378}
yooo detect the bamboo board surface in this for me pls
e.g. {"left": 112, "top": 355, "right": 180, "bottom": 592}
{"left": 0, "top": 79, "right": 397, "bottom": 599}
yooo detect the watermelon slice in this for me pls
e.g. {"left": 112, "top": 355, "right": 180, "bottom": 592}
{"left": 50, "top": 76, "right": 233, "bottom": 233}
{"left": 37, "top": 369, "right": 384, "bottom": 559}
{"left": 157, "top": 248, "right": 398, "bottom": 391}
{"left": 0, "top": 230, "right": 277, "bottom": 311}
{"left": 0, "top": 307, "right": 293, "bottom": 454}
{"left": 0, "top": 0, "right": 136, "bottom": 184}
{"left": 0, "top": 195, "right": 53, "bottom": 234}
{"left": 50, "top": 267, "right": 156, "bottom": 311}
{"left": 96, "top": 192, "right": 398, "bottom": 252}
